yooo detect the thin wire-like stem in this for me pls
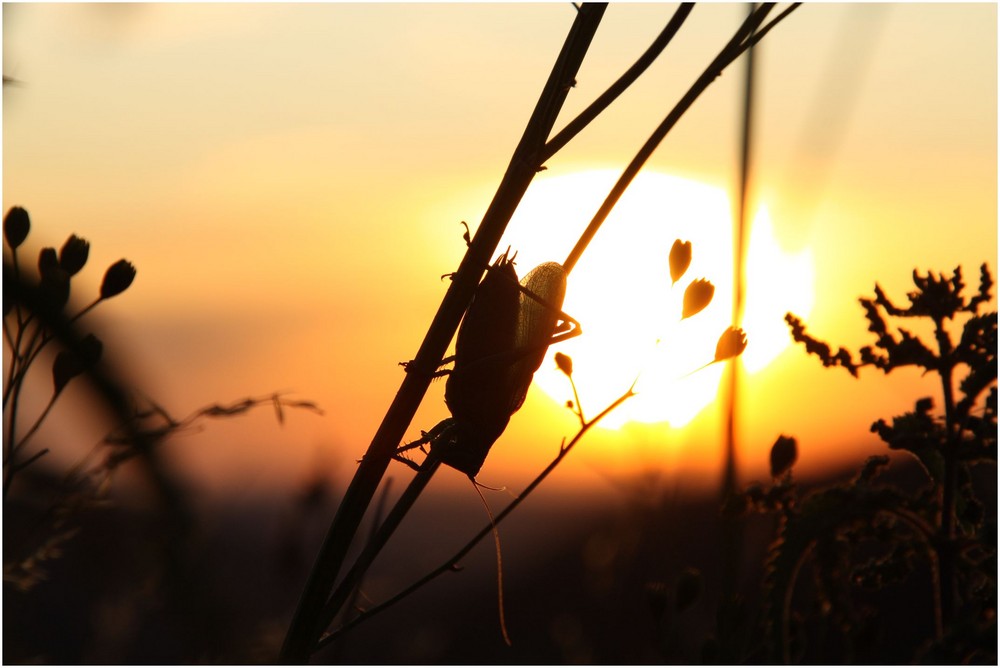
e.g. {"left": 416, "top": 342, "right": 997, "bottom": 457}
{"left": 316, "top": 385, "right": 636, "bottom": 650}
{"left": 933, "top": 315, "right": 958, "bottom": 632}
{"left": 539, "top": 3, "right": 695, "bottom": 164}
{"left": 279, "top": 7, "right": 607, "bottom": 662}
{"left": 721, "top": 1, "right": 757, "bottom": 604}
{"left": 567, "top": 372, "right": 586, "bottom": 425}
{"left": 8, "top": 391, "right": 58, "bottom": 460}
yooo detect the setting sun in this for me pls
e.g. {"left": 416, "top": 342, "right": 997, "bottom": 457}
{"left": 499, "top": 170, "right": 814, "bottom": 428}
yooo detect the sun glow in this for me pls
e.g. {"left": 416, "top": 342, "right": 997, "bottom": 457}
{"left": 498, "top": 170, "right": 814, "bottom": 429}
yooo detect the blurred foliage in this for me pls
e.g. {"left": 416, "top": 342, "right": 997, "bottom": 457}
{"left": 3, "top": 207, "right": 322, "bottom": 663}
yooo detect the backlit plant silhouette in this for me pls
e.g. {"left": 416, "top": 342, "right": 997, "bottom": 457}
{"left": 281, "top": 5, "right": 794, "bottom": 660}
{"left": 720, "top": 264, "right": 996, "bottom": 663}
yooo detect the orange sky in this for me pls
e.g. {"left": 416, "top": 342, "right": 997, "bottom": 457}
{"left": 3, "top": 3, "right": 996, "bottom": 500}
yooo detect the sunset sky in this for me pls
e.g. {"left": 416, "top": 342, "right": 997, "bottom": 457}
{"left": 3, "top": 3, "right": 996, "bottom": 501}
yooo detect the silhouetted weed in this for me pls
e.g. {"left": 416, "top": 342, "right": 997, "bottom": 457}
{"left": 726, "top": 264, "right": 996, "bottom": 663}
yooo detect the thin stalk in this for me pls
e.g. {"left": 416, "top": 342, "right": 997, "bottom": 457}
{"left": 3, "top": 295, "right": 100, "bottom": 423}
{"left": 539, "top": 3, "right": 695, "bottom": 164}
{"left": 279, "top": 7, "right": 607, "bottom": 662}
{"left": 6, "top": 390, "right": 58, "bottom": 464}
{"left": 6, "top": 447, "right": 49, "bottom": 480}
{"left": 316, "top": 385, "right": 636, "bottom": 650}
{"left": 317, "top": 458, "right": 441, "bottom": 641}
{"left": 934, "top": 315, "right": 958, "bottom": 632}
{"left": 4, "top": 295, "right": 104, "bottom": 488}
{"left": 326, "top": 477, "right": 395, "bottom": 662}
{"left": 562, "top": 4, "right": 795, "bottom": 273}
{"left": 13, "top": 297, "right": 101, "bottom": 389}
{"left": 722, "top": 1, "right": 757, "bottom": 603}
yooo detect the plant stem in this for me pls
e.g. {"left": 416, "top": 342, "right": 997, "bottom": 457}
{"left": 934, "top": 314, "right": 959, "bottom": 632}
{"left": 562, "top": 3, "right": 795, "bottom": 273}
{"left": 539, "top": 3, "right": 694, "bottom": 164}
{"left": 316, "top": 386, "right": 635, "bottom": 650}
{"left": 279, "top": 7, "right": 607, "bottom": 662}
{"left": 11, "top": 391, "right": 60, "bottom": 457}
{"left": 317, "top": 458, "right": 441, "bottom": 637}
{"left": 722, "top": 0, "right": 758, "bottom": 605}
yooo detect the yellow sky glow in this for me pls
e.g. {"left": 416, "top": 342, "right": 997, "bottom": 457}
{"left": 3, "top": 3, "right": 996, "bottom": 496}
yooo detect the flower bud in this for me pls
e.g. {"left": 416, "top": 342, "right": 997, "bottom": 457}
{"left": 52, "top": 334, "right": 103, "bottom": 394}
{"left": 669, "top": 239, "right": 691, "bottom": 285}
{"left": 38, "top": 247, "right": 59, "bottom": 277}
{"left": 714, "top": 327, "right": 748, "bottom": 361}
{"left": 681, "top": 279, "right": 714, "bottom": 319}
{"left": 770, "top": 435, "right": 798, "bottom": 478}
{"left": 554, "top": 351, "right": 573, "bottom": 376}
{"left": 100, "top": 260, "right": 136, "bottom": 299}
{"left": 4, "top": 207, "right": 30, "bottom": 249}
{"left": 38, "top": 248, "right": 70, "bottom": 310}
{"left": 59, "top": 234, "right": 90, "bottom": 276}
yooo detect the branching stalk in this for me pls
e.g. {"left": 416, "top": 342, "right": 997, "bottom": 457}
{"left": 279, "top": 7, "right": 607, "bottom": 661}
{"left": 283, "top": 5, "right": 802, "bottom": 661}
{"left": 539, "top": 3, "right": 695, "bottom": 163}
{"left": 562, "top": 3, "right": 800, "bottom": 272}
{"left": 316, "top": 385, "right": 636, "bottom": 650}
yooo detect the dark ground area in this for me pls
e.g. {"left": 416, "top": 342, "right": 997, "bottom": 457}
{"left": 5, "top": 452, "right": 993, "bottom": 664}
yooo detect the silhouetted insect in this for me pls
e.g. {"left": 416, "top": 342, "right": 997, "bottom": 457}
{"left": 399, "top": 251, "right": 578, "bottom": 478}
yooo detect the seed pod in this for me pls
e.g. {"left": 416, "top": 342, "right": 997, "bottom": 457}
{"left": 52, "top": 334, "right": 103, "bottom": 395}
{"left": 38, "top": 247, "right": 70, "bottom": 311}
{"left": 669, "top": 239, "right": 692, "bottom": 285}
{"left": 59, "top": 234, "right": 90, "bottom": 276}
{"left": 100, "top": 259, "right": 137, "bottom": 299}
{"left": 682, "top": 278, "right": 714, "bottom": 319}
{"left": 770, "top": 435, "right": 798, "bottom": 478}
{"left": 4, "top": 207, "right": 30, "bottom": 250}
{"left": 555, "top": 352, "right": 573, "bottom": 376}
{"left": 715, "top": 327, "right": 748, "bottom": 361}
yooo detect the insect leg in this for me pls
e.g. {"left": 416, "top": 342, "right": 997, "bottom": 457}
{"left": 393, "top": 418, "right": 456, "bottom": 470}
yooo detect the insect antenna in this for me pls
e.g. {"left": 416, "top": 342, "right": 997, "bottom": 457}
{"left": 470, "top": 478, "right": 512, "bottom": 647}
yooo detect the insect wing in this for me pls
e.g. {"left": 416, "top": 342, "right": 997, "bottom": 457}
{"left": 507, "top": 261, "right": 567, "bottom": 414}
